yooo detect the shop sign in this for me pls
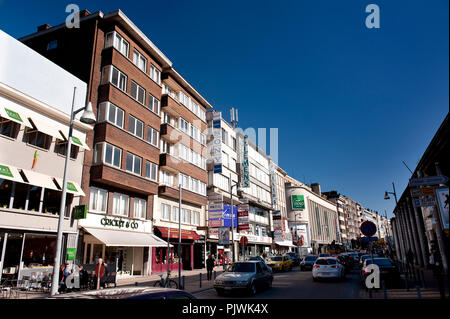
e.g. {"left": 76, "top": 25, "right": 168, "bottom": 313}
{"left": 66, "top": 248, "right": 76, "bottom": 260}
{"left": 211, "top": 111, "right": 222, "bottom": 174}
{"left": 5, "top": 108, "right": 23, "bottom": 122}
{"left": 209, "top": 219, "right": 223, "bottom": 228}
{"left": 413, "top": 195, "right": 436, "bottom": 207}
{"left": 218, "top": 227, "right": 230, "bottom": 245}
{"left": 291, "top": 195, "right": 305, "bottom": 210}
{"left": 208, "top": 193, "right": 223, "bottom": 211}
{"left": 238, "top": 200, "right": 249, "bottom": 230}
{"left": 100, "top": 216, "right": 139, "bottom": 229}
{"left": 241, "top": 136, "right": 250, "bottom": 188}
{"left": 66, "top": 181, "right": 78, "bottom": 192}
{"left": 0, "top": 165, "right": 13, "bottom": 178}
{"left": 269, "top": 162, "right": 277, "bottom": 206}
{"left": 72, "top": 205, "right": 87, "bottom": 219}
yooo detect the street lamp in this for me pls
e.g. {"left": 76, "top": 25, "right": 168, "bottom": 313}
{"left": 384, "top": 182, "right": 398, "bottom": 204}
{"left": 50, "top": 87, "right": 95, "bottom": 296}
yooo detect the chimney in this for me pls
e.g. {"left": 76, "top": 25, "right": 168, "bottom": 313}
{"left": 311, "top": 183, "right": 321, "bottom": 196}
{"left": 37, "top": 24, "right": 51, "bottom": 32}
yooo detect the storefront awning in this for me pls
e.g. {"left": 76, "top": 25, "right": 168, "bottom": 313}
{"left": 156, "top": 227, "right": 201, "bottom": 240}
{"left": 275, "top": 241, "right": 297, "bottom": 248}
{"left": 0, "top": 106, "right": 32, "bottom": 128}
{"left": 54, "top": 178, "right": 85, "bottom": 196}
{"left": 20, "top": 169, "right": 60, "bottom": 191}
{"left": 59, "top": 130, "right": 90, "bottom": 151}
{"left": 83, "top": 227, "right": 172, "bottom": 247}
{"left": 0, "top": 163, "right": 25, "bottom": 183}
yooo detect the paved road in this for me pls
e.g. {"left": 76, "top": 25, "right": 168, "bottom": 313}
{"left": 193, "top": 266, "right": 363, "bottom": 299}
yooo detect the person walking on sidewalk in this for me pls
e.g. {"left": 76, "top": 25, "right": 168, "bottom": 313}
{"left": 206, "top": 254, "right": 215, "bottom": 281}
{"left": 94, "top": 258, "right": 107, "bottom": 289}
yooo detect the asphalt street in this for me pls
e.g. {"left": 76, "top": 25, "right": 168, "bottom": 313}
{"left": 193, "top": 266, "right": 364, "bottom": 299}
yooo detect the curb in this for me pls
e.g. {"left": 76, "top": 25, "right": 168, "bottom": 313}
{"left": 190, "top": 287, "right": 215, "bottom": 294}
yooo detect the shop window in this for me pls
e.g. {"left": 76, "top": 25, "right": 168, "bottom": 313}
{"left": 0, "top": 117, "right": 20, "bottom": 139}
{"left": 54, "top": 139, "right": 79, "bottom": 159}
{"left": 24, "top": 127, "right": 52, "bottom": 149}
{"left": 12, "top": 182, "right": 28, "bottom": 210}
{"left": 22, "top": 234, "right": 56, "bottom": 268}
{"left": 27, "top": 186, "right": 42, "bottom": 212}
{"left": 42, "top": 189, "right": 62, "bottom": 215}
{"left": 0, "top": 179, "right": 13, "bottom": 208}
{"left": 112, "top": 193, "right": 129, "bottom": 216}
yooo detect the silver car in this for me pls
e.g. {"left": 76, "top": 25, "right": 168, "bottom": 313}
{"left": 214, "top": 261, "right": 273, "bottom": 296}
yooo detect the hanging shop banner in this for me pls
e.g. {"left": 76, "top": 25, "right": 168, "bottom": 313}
{"left": 209, "top": 219, "right": 223, "bottom": 228}
{"left": 208, "top": 193, "right": 223, "bottom": 211}
{"left": 211, "top": 111, "right": 222, "bottom": 174}
{"left": 218, "top": 227, "right": 230, "bottom": 245}
{"left": 269, "top": 161, "right": 277, "bottom": 206}
{"left": 72, "top": 205, "right": 87, "bottom": 219}
{"left": 241, "top": 136, "right": 250, "bottom": 188}
{"left": 238, "top": 199, "right": 249, "bottom": 231}
{"left": 291, "top": 195, "right": 305, "bottom": 210}
{"left": 435, "top": 188, "right": 449, "bottom": 229}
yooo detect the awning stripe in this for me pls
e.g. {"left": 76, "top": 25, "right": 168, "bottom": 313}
{"left": 21, "top": 169, "right": 60, "bottom": 191}
{"left": 54, "top": 178, "right": 85, "bottom": 197}
{"left": 156, "top": 227, "right": 201, "bottom": 240}
{"left": 28, "top": 117, "right": 65, "bottom": 140}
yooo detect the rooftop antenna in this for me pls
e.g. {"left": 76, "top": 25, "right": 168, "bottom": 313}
{"left": 230, "top": 107, "right": 238, "bottom": 129}
{"left": 402, "top": 160, "right": 414, "bottom": 174}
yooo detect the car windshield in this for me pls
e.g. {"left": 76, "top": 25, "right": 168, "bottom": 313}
{"left": 228, "top": 263, "right": 255, "bottom": 273}
{"left": 315, "top": 259, "right": 337, "bottom": 265}
{"left": 366, "top": 259, "right": 393, "bottom": 267}
{"left": 305, "top": 256, "right": 317, "bottom": 261}
{"left": 320, "top": 254, "right": 330, "bottom": 257}
{"left": 269, "top": 257, "right": 283, "bottom": 262}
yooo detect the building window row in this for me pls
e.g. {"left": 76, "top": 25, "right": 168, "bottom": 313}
{"left": 179, "top": 173, "right": 207, "bottom": 196}
{"left": 160, "top": 203, "right": 200, "bottom": 225}
{"left": 163, "top": 85, "right": 206, "bottom": 122}
{"left": 178, "top": 117, "right": 206, "bottom": 145}
{"left": 178, "top": 143, "right": 206, "bottom": 170}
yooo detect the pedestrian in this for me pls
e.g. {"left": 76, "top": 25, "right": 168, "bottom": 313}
{"left": 206, "top": 254, "right": 215, "bottom": 281}
{"left": 94, "top": 258, "right": 107, "bottom": 289}
{"left": 58, "top": 264, "right": 67, "bottom": 293}
{"left": 78, "top": 265, "right": 89, "bottom": 290}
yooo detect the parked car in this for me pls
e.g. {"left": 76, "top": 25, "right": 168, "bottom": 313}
{"left": 300, "top": 255, "right": 318, "bottom": 271}
{"left": 360, "top": 258, "right": 401, "bottom": 289}
{"left": 312, "top": 257, "right": 345, "bottom": 281}
{"left": 49, "top": 287, "right": 196, "bottom": 299}
{"left": 347, "top": 252, "right": 359, "bottom": 263}
{"left": 214, "top": 261, "right": 273, "bottom": 296}
{"left": 359, "top": 254, "right": 379, "bottom": 268}
{"left": 266, "top": 255, "right": 293, "bottom": 272}
{"left": 248, "top": 256, "right": 272, "bottom": 272}
{"left": 285, "top": 252, "right": 301, "bottom": 266}
{"left": 334, "top": 255, "right": 352, "bottom": 273}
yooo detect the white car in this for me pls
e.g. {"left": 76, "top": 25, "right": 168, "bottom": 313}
{"left": 312, "top": 257, "right": 345, "bottom": 281}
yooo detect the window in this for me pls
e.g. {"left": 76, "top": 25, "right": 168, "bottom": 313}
{"left": 54, "top": 139, "right": 79, "bottom": 159}
{"left": 161, "top": 140, "right": 172, "bottom": 154}
{"left": 47, "top": 40, "right": 57, "bottom": 50}
{"left": 0, "top": 117, "right": 20, "bottom": 139}
{"left": 171, "top": 206, "right": 179, "bottom": 222}
{"left": 160, "top": 170, "right": 173, "bottom": 186}
{"left": 192, "top": 211, "right": 200, "bottom": 225}
{"left": 89, "top": 187, "right": 108, "bottom": 214}
{"left": 221, "top": 128, "right": 228, "bottom": 144}
{"left": 148, "top": 94, "right": 160, "bottom": 115}
{"left": 145, "top": 161, "right": 158, "bottom": 181}
{"left": 132, "top": 49, "right": 147, "bottom": 73}
{"left": 94, "top": 142, "right": 122, "bottom": 168}
{"left": 179, "top": 173, "right": 190, "bottom": 190}
{"left": 24, "top": 127, "right": 52, "bottom": 149}
{"left": 134, "top": 198, "right": 147, "bottom": 219}
{"left": 161, "top": 203, "right": 170, "bottom": 220}
{"left": 181, "top": 208, "right": 191, "bottom": 224}
{"left": 222, "top": 152, "right": 229, "bottom": 168}
{"left": 179, "top": 118, "right": 189, "bottom": 134}
{"left": 102, "top": 65, "right": 127, "bottom": 92}
{"left": 128, "top": 115, "right": 144, "bottom": 139}
{"left": 105, "top": 31, "right": 129, "bottom": 57}
{"left": 113, "top": 193, "right": 129, "bottom": 216}
{"left": 146, "top": 126, "right": 159, "bottom": 147}
{"left": 131, "top": 81, "right": 146, "bottom": 105}
{"left": 98, "top": 102, "right": 124, "bottom": 128}
{"left": 150, "top": 64, "right": 161, "bottom": 84}
{"left": 126, "top": 152, "right": 142, "bottom": 175}
{"left": 231, "top": 136, "right": 236, "bottom": 150}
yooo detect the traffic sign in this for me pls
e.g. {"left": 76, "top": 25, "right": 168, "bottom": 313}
{"left": 361, "top": 236, "right": 378, "bottom": 243}
{"left": 409, "top": 176, "right": 448, "bottom": 187}
{"left": 240, "top": 236, "right": 248, "bottom": 246}
{"left": 360, "top": 221, "right": 377, "bottom": 237}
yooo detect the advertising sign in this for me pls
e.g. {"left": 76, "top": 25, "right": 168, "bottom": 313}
{"left": 66, "top": 248, "right": 76, "bottom": 261}
{"left": 291, "top": 195, "right": 305, "bottom": 210}
{"left": 241, "top": 136, "right": 250, "bottom": 188}
{"left": 238, "top": 200, "right": 249, "bottom": 230}
{"left": 413, "top": 195, "right": 437, "bottom": 207}
{"left": 209, "top": 219, "right": 223, "bottom": 228}
{"left": 72, "top": 205, "right": 87, "bottom": 219}
{"left": 269, "top": 161, "right": 277, "bottom": 206}
{"left": 208, "top": 193, "right": 223, "bottom": 211}
{"left": 211, "top": 111, "right": 222, "bottom": 174}
{"left": 435, "top": 188, "right": 449, "bottom": 229}
{"left": 218, "top": 227, "right": 230, "bottom": 245}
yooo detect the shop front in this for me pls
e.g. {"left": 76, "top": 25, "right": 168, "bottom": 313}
{"left": 152, "top": 227, "right": 202, "bottom": 274}
{"left": 78, "top": 213, "right": 168, "bottom": 277}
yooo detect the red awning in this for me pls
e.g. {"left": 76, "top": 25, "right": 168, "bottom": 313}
{"left": 156, "top": 227, "right": 201, "bottom": 240}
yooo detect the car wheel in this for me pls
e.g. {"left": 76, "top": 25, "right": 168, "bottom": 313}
{"left": 216, "top": 288, "right": 225, "bottom": 296}
{"left": 249, "top": 282, "right": 257, "bottom": 295}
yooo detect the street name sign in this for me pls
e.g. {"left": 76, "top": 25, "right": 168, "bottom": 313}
{"left": 409, "top": 176, "right": 448, "bottom": 187}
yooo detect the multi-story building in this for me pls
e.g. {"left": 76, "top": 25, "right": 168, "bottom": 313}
{"left": 286, "top": 180, "right": 339, "bottom": 255}
{"left": 0, "top": 30, "right": 91, "bottom": 282}
{"left": 20, "top": 9, "right": 211, "bottom": 276}
{"left": 323, "top": 191, "right": 349, "bottom": 246}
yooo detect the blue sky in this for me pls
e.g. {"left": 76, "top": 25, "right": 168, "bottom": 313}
{"left": 0, "top": 0, "right": 448, "bottom": 218}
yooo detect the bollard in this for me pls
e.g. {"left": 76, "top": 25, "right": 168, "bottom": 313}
{"left": 416, "top": 285, "right": 421, "bottom": 299}
{"left": 199, "top": 273, "right": 202, "bottom": 288}
{"left": 382, "top": 280, "right": 387, "bottom": 299}
{"left": 214, "top": 271, "right": 216, "bottom": 280}
{"left": 182, "top": 276, "right": 185, "bottom": 290}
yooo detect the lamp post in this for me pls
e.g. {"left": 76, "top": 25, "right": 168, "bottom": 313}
{"left": 230, "top": 176, "right": 239, "bottom": 264}
{"left": 178, "top": 183, "right": 182, "bottom": 288}
{"left": 50, "top": 87, "right": 95, "bottom": 296}
{"left": 384, "top": 182, "right": 398, "bottom": 205}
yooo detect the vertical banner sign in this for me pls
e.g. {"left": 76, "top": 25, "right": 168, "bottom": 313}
{"left": 218, "top": 227, "right": 230, "bottom": 245}
{"left": 238, "top": 199, "right": 249, "bottom": 231}
{"left": 241, "top": 136, "right": 250, "bottom": 188}
{"left": 212, "top": 111, "right": 222, "bottom": 174}
{"left": 208, "top": 193, "right": 224, "bottom": 227}
{"left": 269, "top": 161, "right": 277, "bottom": 206}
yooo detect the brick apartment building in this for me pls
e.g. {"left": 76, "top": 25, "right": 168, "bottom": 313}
{"left": 19, "top": 9, "right": 211, "bottom": 276}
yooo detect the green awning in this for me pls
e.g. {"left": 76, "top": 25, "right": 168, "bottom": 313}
{"left": 0, "top": 106, "right": 32, "bottom": 127}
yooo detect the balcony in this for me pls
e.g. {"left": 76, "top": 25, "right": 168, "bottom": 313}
{"left": 159, "top": 153, "right": 180, "bottom": 174}
{"left": 158, "top": 185, "right": 207, "bottom": 206}
{"left": 161, "top": 94, "right": 182, "bottom": 118}
{"left": 160, "top": 123, "right": 182, "bottom": 144}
